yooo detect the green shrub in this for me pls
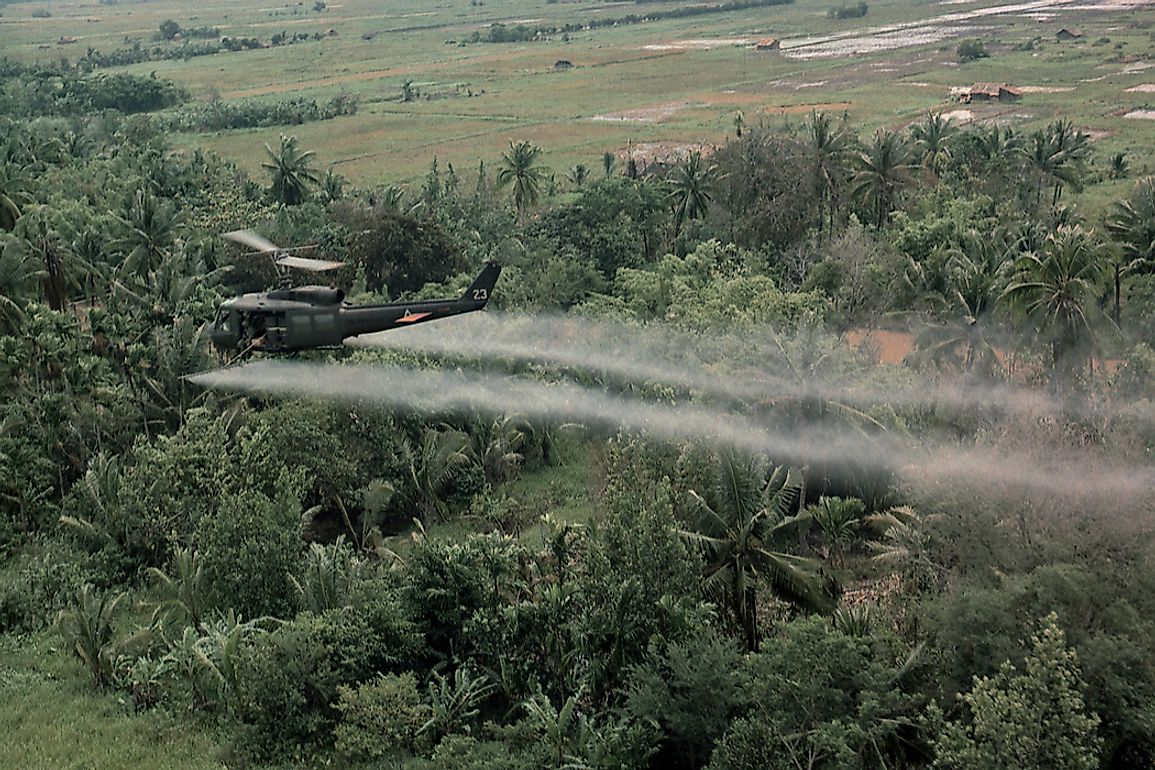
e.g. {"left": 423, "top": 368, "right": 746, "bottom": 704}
{"left": 235, "top": 597, "right": 419, "bottom": 761}
{"left": 335, "top": 672, "right": 430, "bottom": 761}
{"left": 196, "top": 478, "right": 303, "bottom": 620}
{"left": 957, "top": 39, "right": 989, "bottom": 61}
{"left": 405, "top": 534, "right": 524, "bottom": 659}
{"left": 929, "top": 614, "right": 1101, "bottom": 770}
{"left": 708, "top": 617, "right": 917, "bottom": 770}
{"left": 828, "top": 2, "right": 868, "bottom": 19}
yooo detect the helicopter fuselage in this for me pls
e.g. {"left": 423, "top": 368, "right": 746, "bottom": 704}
{"left": 209, "top": 262, "right": 500, "bottom": 353}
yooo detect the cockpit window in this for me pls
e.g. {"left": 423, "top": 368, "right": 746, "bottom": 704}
{"left": 216, "top": 308, "right": 231, "bottom": 332}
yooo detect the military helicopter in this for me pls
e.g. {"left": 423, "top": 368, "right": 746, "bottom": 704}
{"left": 209, "top": 230, "right": 501, "bottom": 354}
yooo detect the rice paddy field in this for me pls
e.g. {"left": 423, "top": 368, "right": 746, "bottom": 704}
{"left": 4, "top": 0, "right": 1155, "bottom": 195}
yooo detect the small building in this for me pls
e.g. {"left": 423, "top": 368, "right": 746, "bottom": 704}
{"left": 1056, "top": 27, "right": 1083, "bottom": 41}
{"left": 554, "top": 59, "right": 573, "bottom": 70}
{"left": 57, "top": 36, "right": 79, "bottom": 45}
{"left": 956, "top": 82, "right": 1022, "bottom": 103}
{"left": 755, "top": 37, "right": 780, "bottom": 51}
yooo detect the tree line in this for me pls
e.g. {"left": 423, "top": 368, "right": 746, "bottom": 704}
{"left": 472, "top": 0, "right": 794, "bottom": 44}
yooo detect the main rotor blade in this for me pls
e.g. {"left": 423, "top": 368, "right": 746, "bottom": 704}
{"left": 223, "top": 229, "right": 281, "bottom": 253}
{"left": 276, "top": 255, "right": 346, "bottom": 272}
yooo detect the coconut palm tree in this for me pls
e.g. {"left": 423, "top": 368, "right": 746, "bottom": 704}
{"left": 319, "top": 166, "right": 345, "bottom": 202}
{"left": 1105, "top": 176, "right": 1155, "bottom": 324}
{"left": 56, "top": 584, "right": 132, "bottom": 689}
{"left": 1002, "top": 225, "right": 1111, "bottom": 380}
{"left": 667, "top": 150, "right": 714, "bottom": 237}
{"left": 497, "top": 140, "right": 547, "bottom": 224}
{"left": 262, "top": 134, "right": 320, "bottom": 206}
{"left": 1022, "top": 120, "right": 1090, "bottom": 212}
{"left": 805, "top": 111, "right": 856, "bottom": 237}
{"left": 865, "top": 505, "right": 943, "bottom": 579}
{"left": 12, "top": 206, "right": 85, "bottom": 312}
{"left": 1108, "top": 152, "right": 1129, "bottom": 180}
{"left": 850, "top": 129, "right": 915, "bottom": 228}
{"left": 909, "top": 111, "right": 956, "bottom": 176}
{"left": 115, "top": 189, "right": 182, "bottom": 279}
{"left": 0, "top": 162, "right": 31, "bottom": 233}
{"left": 912, "top": 230, "right": 1011, "bottom": 378}
{"left": 148, "top": 547, "right": 212, "bottom": 629}
{"left": 0, "top": 235, "right": 41, "bottom": 332}
{"left": 681, "top": 451, "right": 837, "bottom": 651}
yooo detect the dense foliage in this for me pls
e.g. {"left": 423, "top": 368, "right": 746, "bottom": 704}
{"left": 2, "top": 66, "right": 1155, "bottom": 770}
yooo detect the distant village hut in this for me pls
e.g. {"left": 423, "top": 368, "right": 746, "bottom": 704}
{"left": 1056, "top": 28, "right": 1083, "bottom": 41}
{"left": 755, "top": 37, "right": 780, "bottom": 51}
{"left": 554, "top": 59, "right": 574, "bottom": 70}
{"left": 956, "top": 83, "right": 1022, "bottom": 103}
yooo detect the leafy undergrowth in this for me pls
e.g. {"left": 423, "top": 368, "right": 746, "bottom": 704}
{"left": 0, "top": 635, "right": 228, "bottom": 770}
{"left": 501, "top": 440, "right": 603, "bottom": 533}
{"left": 388, "top": 438, "right": 603, "bottom": 553}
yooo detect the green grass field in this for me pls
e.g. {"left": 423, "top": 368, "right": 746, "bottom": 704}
{"left": 6, "top": 0, "right": 1154, "bottom": 187}
{"left": 0, "top": 633, "right": 229, "bottom": 770}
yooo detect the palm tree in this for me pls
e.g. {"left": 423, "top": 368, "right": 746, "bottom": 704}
{"left": 912, "top": 230, "right": 1011, "bottom": 378}
{"left": 866, "top": 505, "right": 943, "bottom": 582}
{"left": 0, "top": 236, "right": 41, "bottom": 332}
{"left": 850, "top": 129, "right": 915, "bottom": 228}
{"left": 12, "top": 206, "right": 83, "bottom": 311}
{"left": 148, "top": 547, "right": 212, "bottom": 629}
{"left": 805, "top": 111, "right": 855, "bottom": 237}
{"left": 115, "top": 189, "right": 182, "bottom": 279}
{"left": 602, "top": 151, "right": 616, "bottom": 177}
{"left": 262, "top": 134, "right": 319, "bottom": 205}
{"left": 56, "top": 584, "right": 130, "bottom": 689}
{"left": 470, "top": 415, "right": 526, "bottom": 486}
{"left": 399, "top": 426, "right": 476, "bottom": 520}
{"left": 1109, "top": 152, "right": 1129, "bottom": 180}
{"left": 496, "top": 140, "right": 547, "bottom": 224}
{"left": 566, "top": 163, "right": 590, "bottom": 189}
{"left": 319, "top": 166, "right": 345, "bottom": 202}
{"left": 291, "top": 538, "right": 357, "bottom": 613}
{"left": 1022, "top": 120, "right": 1090, "bottom": 212}
{"left": 909, "top": 111, "right": 956, "bottom": 176}
{"left": 1105, "top": 176, "right": 1155, "bottom": 324}
{"left": 681, "top": 451, "right": 837, "bottom": 651}
{"left": 0, "top": 162, "right": 31, "bottom": 232}
{"left": 1002, "top": 225, "right": 1111, "bottom": 379}
{"left": 667, "top": 150, "right": 714, "bottom": 237}
{"left": 807, "top": 495, "right": 865, "bottom": 567}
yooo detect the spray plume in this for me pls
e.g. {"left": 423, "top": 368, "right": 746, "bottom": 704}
{"left": 350, "top": 313, "right": 1137, "bottom": 423}
{"left": 188, "top": 360, "right": 889, "bottom": 465}
{"left": 188, "top": 358, "right": 1155, "bottom": 501}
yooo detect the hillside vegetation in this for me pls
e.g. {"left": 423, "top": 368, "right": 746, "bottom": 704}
{"left": 2, "top": 0, "right": 1155, "bottom": 768}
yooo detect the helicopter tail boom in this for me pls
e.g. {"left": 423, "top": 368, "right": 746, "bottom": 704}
{"left": 461, "top": 261, "right": 501, "bottom": 306}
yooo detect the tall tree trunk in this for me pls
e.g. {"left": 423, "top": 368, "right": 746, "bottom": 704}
{"left": 41, "top": 238, "right": 67, "bottom": 312}
{"left": 1114, "top": 263, "right": 1122, "bottom": 327}
{"left": 743, "top": 586, "right": 759, "bottom": 652}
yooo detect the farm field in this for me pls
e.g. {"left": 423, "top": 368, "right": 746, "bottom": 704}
{"left": 5, "top": 0, "right": 1155, "bottom": 187}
